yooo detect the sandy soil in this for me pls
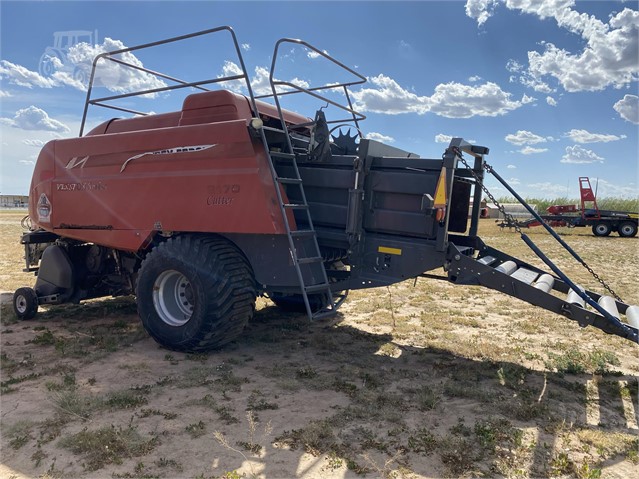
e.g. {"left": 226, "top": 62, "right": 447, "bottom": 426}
{"left": 1, "top": 211, "right": 637, "bottom": 479}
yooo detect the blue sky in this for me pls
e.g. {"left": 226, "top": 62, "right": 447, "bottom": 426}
{"left": 1, "top": 0, "right": 638, "bottom": 199}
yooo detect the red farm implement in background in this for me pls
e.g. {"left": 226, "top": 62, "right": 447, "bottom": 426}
{"left": 501, "top": 177, "right": 638, "bottom": 237}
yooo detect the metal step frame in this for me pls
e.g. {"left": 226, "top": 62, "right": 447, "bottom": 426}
{"left": 250, "top": 39, "right": 366, "bottom": 320}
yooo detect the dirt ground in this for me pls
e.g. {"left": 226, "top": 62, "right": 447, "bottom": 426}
{"left": 0, "top": 209, "right": 637, "bottom": 479}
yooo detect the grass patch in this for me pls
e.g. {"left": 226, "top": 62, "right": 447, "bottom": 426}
{"left": 544, "top": 347, "right": 621, "bottom": 375}
{"left": 105, "top": 390, "right": 149, "bottom": 409}
{"left": 59, "top": 425, "right": 158, "bottom": 471}
{"left": 274, "top": 419, "right": 337, "bottom": 456}
{"left": 185, "top": 394, "right": 239, "bottom": 425}
{"left": 186, "top": 420, "right": 207, "bottom": 438}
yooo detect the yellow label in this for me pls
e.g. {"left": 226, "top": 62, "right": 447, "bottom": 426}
{"left": 628, "top": 214, "right": 638, "bottom": 219}
{"left": 378, "top": 246, "right": 402, "bottom": 256}
{"left": 434, "top": 167, "right": 447, "bottom": 207}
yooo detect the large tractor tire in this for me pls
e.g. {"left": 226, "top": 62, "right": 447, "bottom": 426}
{"left": 618, "top": 221, "right": 638, "bottom": 238}
{"left": 136, "top": 235, "right": 256, "bottom": 352}
{"left": 592, "top": 222, "right": 612, "bottom": 237}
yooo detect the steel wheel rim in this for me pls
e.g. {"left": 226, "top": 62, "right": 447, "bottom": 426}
{"left": 15, "top": 295, "right": 27, "bottom": 314}
{"left": 595, "top": 224, "right": 608, "bottom": 234}
{"left": 621, "top": 224, "right": 634, "bottom": 235}
{"left": 152, "top": 270, "right": 194, "bottom": 326}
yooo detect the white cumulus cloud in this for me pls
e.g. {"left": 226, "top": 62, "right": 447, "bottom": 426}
{"left": 1, "top": 38, "right": 167, "bottom": 96}
{"left": 22, "top": 139, "right": 46, "bottom": 147}
{"left": 307, "top": 48, "right": 329, "bottom": 59}
{"left": 520, "top": 146, "right": 548, "bottom": 154}
{"left": 465, "top": 0, "right": 500, "bottom": 27}
{"left": 220, "top": 61, "right": 309, "bottom": 96}
{"left": 561, "top": 145, "right": 604, "bottom": 164}
{"left": 468, "top": 1, "right": 639, "bottom": 93}
{"left": 505, "top": 130, "right": 549, "bottom": 145}
{"left": 613, "top": 94, "right": 639, "bottom": 124}
{"left": 565, "top": 129, "right": 626, "bottom": 143}
{"left": 507, "top": 164, "right": 517, "bottom": 169}
{"left": 366, "top": 132, "right": 395, "bottom": 143}
{"left": 546, "top": 96, "right": 557, "bottom": 106}
{"left": 435, "top": 134, "right": 452, "bottom": 143}
{"left": 350, "top": 74, "right": 529, "bottom": 118}
{"left": 0, "top": 60, "right": 57, "bottom": 88}
{"left": 0, "top": 106, "right": 69, "bottom": 133}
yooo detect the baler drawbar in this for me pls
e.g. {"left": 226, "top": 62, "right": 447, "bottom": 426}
{"left": 13, "top": 26, "right": 638, "bottom": 351}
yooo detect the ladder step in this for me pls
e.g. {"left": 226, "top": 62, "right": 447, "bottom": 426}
{"left": 263, "top": 126, "right": 286, "bottom": 133}
{"left": 277, "top": 177, "right": 303, "bottom": 185}
{"left": 290, "top": 229, "right": 315, "bottom": 238}
{"left": 305, "top": 283, "right": 331, "bottom": 294}
{"left": 270, "top": 151, "right": 295, "bottom": 160}
{"left": 283, "top": 203, "right": 309, "bottom": 210}
{"left": 313, "top": 308, "right": 338, "bottom": 320}
{"left": 297, "top": 256, "right": 324, "bottom": 265}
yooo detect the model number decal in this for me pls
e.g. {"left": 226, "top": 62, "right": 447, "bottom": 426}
{"left": 206, "top": 184, "right": 239, "bottom": 206}
{"left": 57, "top": 182, "right": 107, "bottom": 191}
{"left": 207, "top": 184, "right": 240, "bottom": 194}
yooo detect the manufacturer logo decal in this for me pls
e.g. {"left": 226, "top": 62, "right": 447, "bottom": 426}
{"left": 120, "top": 144, "right": 217, "bottom": 172}
{"left": 66, "top": 156, "right": 90, "bottom": 169}
{"left": 37, "top": 193, "right": 51, "bottom": 223}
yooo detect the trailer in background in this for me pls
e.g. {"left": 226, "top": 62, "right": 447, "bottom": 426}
{"left": 500, "top": 177, "right": 638, "bottom": 237}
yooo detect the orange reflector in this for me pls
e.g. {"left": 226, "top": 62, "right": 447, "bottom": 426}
{"left": 434, "top": 167, "right": 447, "bottom": 207}
{"left": 435, "top": 208, "right": 445, "bottom": 222}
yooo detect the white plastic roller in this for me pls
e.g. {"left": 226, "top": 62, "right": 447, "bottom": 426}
{"left": 625, "top": 305, "right": 639, "bottom": 329}
{"left": 533, "top": 274, "right": 554, "bottom": 293}
{"left": 495, "top": 261, "right": 517, "bottom": 275}
{"left": 598, "top": 295, "right": 620, "bottom": 319}
{"left": 566, "top": 285, "right": 585, "bottom": 308}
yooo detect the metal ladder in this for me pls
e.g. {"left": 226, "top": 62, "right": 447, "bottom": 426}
{"left": 262, "top": 130, "right": 339, "bottom": 320}
{"left": 245, "top": 37, "right": 366, "bottom": 320}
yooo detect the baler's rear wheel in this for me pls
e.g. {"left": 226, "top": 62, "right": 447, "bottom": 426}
{"left": 136, "top": 235, "right": 256, "bottom": 352}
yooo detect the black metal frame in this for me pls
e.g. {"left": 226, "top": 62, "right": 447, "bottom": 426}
{"left": 260, "top": 38, "right": 367, "bottom": 150}
{"left": 79, "top": 26, "right": 260, "bottom": 136}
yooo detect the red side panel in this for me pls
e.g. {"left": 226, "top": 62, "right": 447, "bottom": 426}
{"left": 31, "top": 119, "right": 287, "bottom": 252}
{"left": 84, "top": 90, "right": 310, "bottom": 136}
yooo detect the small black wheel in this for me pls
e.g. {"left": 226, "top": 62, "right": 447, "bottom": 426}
{"left": 592, "top": 222, "right": 612, "bottom": 237}
{"left": 618, "top": 221, "right": 638, "bottom": 238}
{"left": 136, "top": 235, "right": 256, "bottom": 352}
{"left": 13, "top": 287, "right": 39, "bottom": 320}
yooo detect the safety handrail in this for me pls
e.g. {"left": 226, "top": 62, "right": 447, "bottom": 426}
{"left": 264, "top": 38, "right": 367, "bottom": 153}
{"left": 80, "top": 26, "right": 257, "bottom": 136}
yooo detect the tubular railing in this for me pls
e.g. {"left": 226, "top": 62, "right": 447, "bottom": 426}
{"left": 260, "top": 38, "right": 367, "bottom": 154}
{"left": 79, "top": 26, "right": 258, "bottom": 136}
